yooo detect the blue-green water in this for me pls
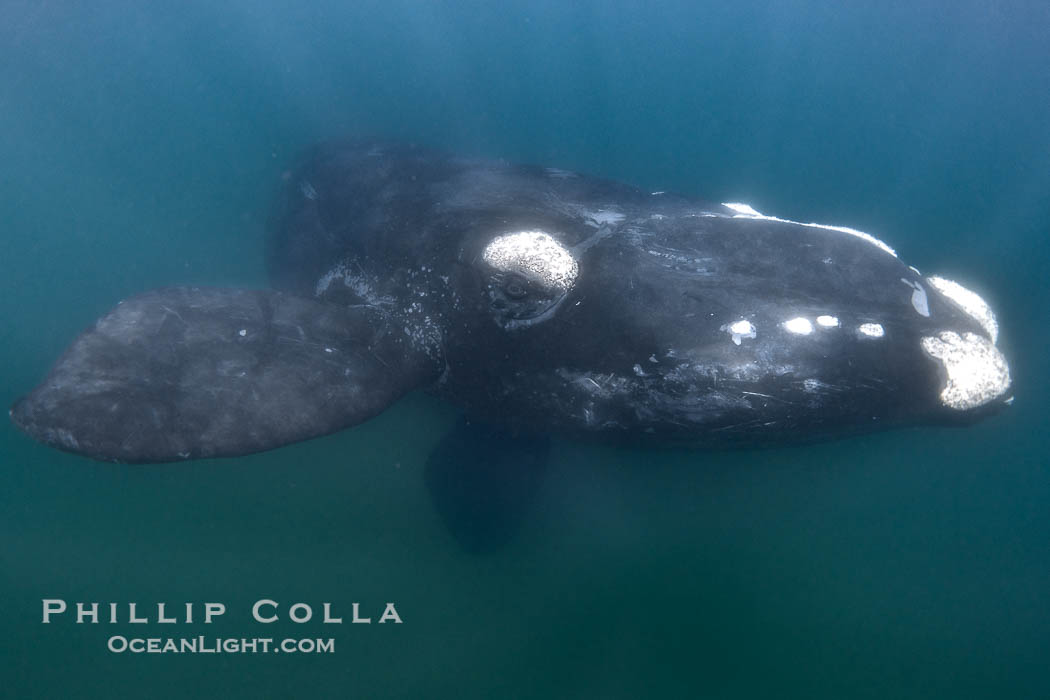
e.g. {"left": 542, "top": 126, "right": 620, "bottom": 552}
{"left": 2, "top": 1, "right": 1048, "bottom": 697}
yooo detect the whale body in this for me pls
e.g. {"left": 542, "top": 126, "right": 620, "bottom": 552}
{"left": 11, "top": 142, "right": 1012, "bottom": 461}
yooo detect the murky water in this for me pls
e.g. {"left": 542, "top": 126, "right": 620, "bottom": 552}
{"left": 3, "top": 2, "right": 1048, "bottom": 697}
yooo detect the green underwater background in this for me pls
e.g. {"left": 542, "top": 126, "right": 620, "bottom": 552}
{"left": 2, "top": 1, "right": 1048, "bottom": 697}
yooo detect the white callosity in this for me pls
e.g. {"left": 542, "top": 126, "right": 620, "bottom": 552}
{"left": 721, "top": 202, "right": 897, "bottom": 257}
{"left": 858, "top": 323, "right": 884, "bottom": 338}
{"left": 722, "top": 319, "right": 756, "bottom": 346}
{"left": 482, "top": 231, "right": 579, "bottom": 292}
{"left": 816, "top": 315, "right": 839, "bottom": 328}
{"left": 920, "top": 331, "right": 1011, "bottom": 410}
{"left": 926, "top": 276, "right": 999, "bottom": 344}
{"left": 782, "top": 317, "right": 814, "bottom": 335}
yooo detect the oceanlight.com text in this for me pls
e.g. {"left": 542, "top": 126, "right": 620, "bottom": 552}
{"left": 107, "top": 636, "right": 335, "bottom": 654}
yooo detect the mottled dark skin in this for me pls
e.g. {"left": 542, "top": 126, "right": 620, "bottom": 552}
{"left": 272, "top": 143, "right": 1002, "bottom": 446}
{"left": 11, "top": 142, "right": 1008, "bottom": 463}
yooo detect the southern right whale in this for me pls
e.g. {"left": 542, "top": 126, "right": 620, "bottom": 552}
{"left": 10, "top": 142, "right": 1012, "bottom": 549}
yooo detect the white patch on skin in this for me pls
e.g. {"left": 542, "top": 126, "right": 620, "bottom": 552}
{"left": 783, "top": 317, "right": 813, "bottom": 335}
{"left": 803, "top": 378, "right": 824, "bottom": 392}
{"left": 483, "top": 231, "right": 579, "bottom": 292}
{"left": 921, "top": 331, "right": 1011, "bottom": 410}
{"left": 315, "top": 263, "right": 395, "bottom": 306}
{"left": 315, "top": 266, "right": 342, "bottom": 295}
{"left": 927, "top": 276, "right": 999, "bottom": 343}
{"left": 816, "top": 315, "right": 840, "bottom": 328}
{"left": 729, "top": 319, "right": 754, "bottom": 335}
{"left": 913, "top": 286, "right": 929, "bottom": 316}
{"left": 55, "top": 428, "right": 79, "bottom": 450}
{"left": 575, "top": 224, "right": 616, "bottom": 253}
{"left": 586, "top": 210, "right": 626, "bottom": 227}
{"left": 633, "top": 364, "right": 646, "bottom": 377}
{"left": 723, "top": 202, "right": 762, "bottom": 216}
{"left": 901, "top": 278, "right": 930, "bottom": 317}
{"left": 722, "top": 202, "right": 897, "bottom": 257}
{"left": 238, "top": 329, "right": 247, "bottom": 337}
{"left": 721, "top": 319, "right": 756, "bottom": 345}
{"left": 858, "top": 323, "right": 884, "bottom": 338}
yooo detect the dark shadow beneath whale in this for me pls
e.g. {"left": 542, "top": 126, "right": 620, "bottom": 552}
{"left": 425, "top": 420, "right": 549, "bottom": 554}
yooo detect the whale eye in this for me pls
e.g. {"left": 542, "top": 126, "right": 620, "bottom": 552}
{"left": 503, "top": 275, "right": 529, "bottom": 299}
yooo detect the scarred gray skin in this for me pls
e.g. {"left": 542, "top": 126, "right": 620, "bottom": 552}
{"left": 10, "top": 142, "right": 1011, "bottom": 462}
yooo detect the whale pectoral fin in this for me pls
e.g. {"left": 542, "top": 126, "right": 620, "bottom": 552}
{"left": 10, "top": 287, "right": 437, "bottom": 463}
{"left": 424, "top": 418, "right": 550, "bottom": 554}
